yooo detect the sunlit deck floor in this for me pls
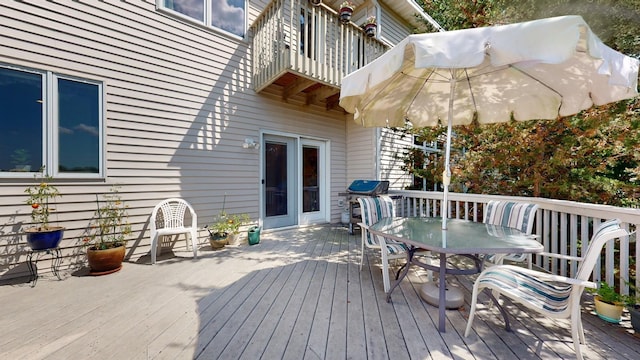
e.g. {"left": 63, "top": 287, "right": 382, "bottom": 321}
{"left": 1, "top": 224, "right": 639, "bottom": 359}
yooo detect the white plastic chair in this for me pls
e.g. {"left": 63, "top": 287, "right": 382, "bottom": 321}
{"left": 483, "top": 200, "right": 539, "bottom": 267}
{"left": 150, "top": 198, "right": 198, "bottom": 264}
{"left": 357, "top": 195, "right": 407, "bottom": 292}
{"left": 465, "top": 219, "right": 628, "bottom": 360}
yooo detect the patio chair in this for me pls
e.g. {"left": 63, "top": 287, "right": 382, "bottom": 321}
{"left": 150, "top": 198, "right": 198, "bottom": 264}
{"left": 483, "top": 200, "right": 539, "bottom": 268}
{"left": 465, "top": 219, "right": 628, "bottom": 360}
{"left": 357, "top": 195, "right": 407, "bottom": 293}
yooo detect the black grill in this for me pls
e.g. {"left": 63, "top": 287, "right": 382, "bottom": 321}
{"left": 339, "top": 180, "right": 390, "bottom": 234}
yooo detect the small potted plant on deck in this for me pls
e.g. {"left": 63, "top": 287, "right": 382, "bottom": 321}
{"left": 339, "top": 1, "right": 355, "bottom": 24}
{"left": 24, "top": 166, "right": 64, "bottom": 250}
{"left": 207, "top": 211, "right": 250, "bottom": 248}
{"left": 82, "top": 185, "right": 131, "bottom": 275}
{"left": 590, "top": 281, "right": 625, "bottom": 323}
{"left": 624, "top": 282, "right": 640, "bottom": 332}
{"left": 363, "top": 15, "right": 377, "bottom": 37}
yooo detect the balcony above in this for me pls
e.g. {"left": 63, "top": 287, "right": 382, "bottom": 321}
{"left": 251, "top": 0, "right": 387, "bottom": 110}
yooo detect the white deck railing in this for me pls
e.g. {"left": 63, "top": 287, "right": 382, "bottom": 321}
{"left": 390, "top": 190, "right": 640, "bottom": 295}
{"left": 252, "top": 0, "right": 386, "bottom": 92}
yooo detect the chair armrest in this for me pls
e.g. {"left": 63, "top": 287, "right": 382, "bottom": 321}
{"left": 357, "top": 222, "right": 369, "bottom": 230}
{"left": 492, "top": 265, "right": 597, "bottom": 288}
{"left": 537, "top": 252, "right": 583, "bottom": 262}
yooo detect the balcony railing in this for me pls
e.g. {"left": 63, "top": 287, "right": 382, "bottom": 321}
{"left": 252, "top": 0, "right": 387, "bottom": 94}
{"left": 390, "top": 190, "right": 640, "bottom": 295}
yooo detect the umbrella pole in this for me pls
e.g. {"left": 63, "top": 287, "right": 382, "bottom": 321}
{"left": 442, "top": 78, "right": 455, "bottom": 230}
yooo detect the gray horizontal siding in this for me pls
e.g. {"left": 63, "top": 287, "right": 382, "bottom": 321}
{"left": 0, "top": 0, "right": 348, "bottom": 279}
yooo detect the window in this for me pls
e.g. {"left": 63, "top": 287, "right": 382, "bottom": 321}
{"left": 161, "top": 0, "right": 246, "bottom": 38}
{"left": 0, "top": 65, "right": 103, "bottom": 178}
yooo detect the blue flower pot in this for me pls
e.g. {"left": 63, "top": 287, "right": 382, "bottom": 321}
{"left": 26, "top": 227, "right": 64, "bottom": 250}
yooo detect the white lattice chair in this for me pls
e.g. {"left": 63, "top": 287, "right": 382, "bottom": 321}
{"left": 484, "top": 200, "right": 539, "bottom": 267}
{"left": 150, "top": 198, "right": 198, "bottom": 264}
{"left": 357, "top": 195, "right": 407, "bottom": 293}
{"left": 465, "top": 219, "right": 628, "bottom": 360}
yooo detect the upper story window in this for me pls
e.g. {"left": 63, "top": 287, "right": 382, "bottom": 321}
{"left": 0, "top": 65, "right": 103, "bottom": 178}
{"left": 161, "top": 0, "right": 247, "bottom": 39}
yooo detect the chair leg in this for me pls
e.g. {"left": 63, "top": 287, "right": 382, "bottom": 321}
{"left": 151, "top": 233, "right": 158, "bottom": 265}
{"left": 464, "top": 281, "right": 481, "bottom": 337}
{"left": 360, "top": 230, "right": 366, "bottom": 270}
{"left": 571, "top": 309, "right": 585, "bottom": 360}
{"left": 190, "top": 230, "right": 198, "bottom": 259}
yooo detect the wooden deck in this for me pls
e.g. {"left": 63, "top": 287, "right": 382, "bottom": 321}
{"left": 1, "top": 225, "right": 639, "bottom": 359}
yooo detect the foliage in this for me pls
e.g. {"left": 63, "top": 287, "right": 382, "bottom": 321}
{"left": 398, "top": 0, "right": 640, "bottom": 207}
{"left": 365, "top": 16, "right": 376, "bottom": 25}
{"left": 209, "top": 211, "right": 250, "bottom": 236}
{"left": 83, "top": 185, "right": 131, "bottom": 250}
{"left": 24, "top": 166, "right": 61, "bottom": 231}
{"left": 588, "top": 281, "right": 628, "bottom": 305}
{"left": 207, "top": 195, "right": 250, "bottom": 236}
{"left": 340, "top": 1, "right": 354, "bottom": 10}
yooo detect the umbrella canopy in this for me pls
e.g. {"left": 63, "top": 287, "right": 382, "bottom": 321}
{"left": 339, "top": 15, "right": 639, "bottom": 230}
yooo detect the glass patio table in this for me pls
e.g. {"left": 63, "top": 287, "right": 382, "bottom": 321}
{"left": 369, "top": 217, "right": 543, "bottom": 332}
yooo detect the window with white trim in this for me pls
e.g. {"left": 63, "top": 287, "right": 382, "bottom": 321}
{"left": 160, "top": 0, "right": 247, "bottom": 39}
{"left": 0, "top": 65, "right": 104, "bottom": 178}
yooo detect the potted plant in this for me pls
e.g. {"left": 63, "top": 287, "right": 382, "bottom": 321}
{"left": 363, "top": 15, "right": 377, "bottom": 37}
{"left": 590, "top": 281, "right": 625, "bottom": 323}
{"left": 207, "top": 211, "right": 250, "bottom": 247}
{"left": 339, "top": 1, "right": 354, "bottom": 24}
{"left": 82, "top": 185, "right": 131, "bottom": 275}
{"left": 624, "top": 282, "right": 640, "bottom": 332}
{"left": 24, "top": 166, "right": 64, "bottom": 250}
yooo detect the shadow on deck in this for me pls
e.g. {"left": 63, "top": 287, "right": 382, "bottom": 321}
{"left": 0, "top": 224, "right": 638, "bottom": 359}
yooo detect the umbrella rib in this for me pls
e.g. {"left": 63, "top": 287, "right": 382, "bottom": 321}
{"left": 405, "top": 69, "right": 437, "bottom": 118}
{"left": 462, "top": 68, "right": 478, "bottom": 116}
{"left": 508, "top": 64, "right": 563, "bottom": 98}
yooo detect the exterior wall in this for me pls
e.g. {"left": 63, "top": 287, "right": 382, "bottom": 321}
{"left": 344, "top": 1, "right": 415, "bottom": 188}
{"left": 379, "top": 128, "right": 413, "bottom": 190}
{"left": 379, "top": 2, "right": 413, "bottom": 45}
{"left": 0, "top": 1, "right": 348, "bottom": 278}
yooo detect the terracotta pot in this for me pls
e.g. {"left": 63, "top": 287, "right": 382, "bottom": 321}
{"left": 594, "top": 295, "right": 623, "bottom": 323}
{"left": 87, "top": 245, "right": 125, "bottom": 275}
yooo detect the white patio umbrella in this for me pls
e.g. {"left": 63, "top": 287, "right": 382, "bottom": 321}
{"left": 339, "top": 15, "right": 639, "bottom": 230}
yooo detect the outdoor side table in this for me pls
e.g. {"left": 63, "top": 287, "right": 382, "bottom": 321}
{"left": 26, "top": 247, "right": 62, "bottom": 287}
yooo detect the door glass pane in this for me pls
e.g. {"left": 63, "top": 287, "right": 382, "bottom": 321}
{"left": 0, "top": 68, "right": 43, "bottom": 173}
{"left": 58, "top": 78, "right": 100, "bottom": 173}
{"left": 303, "top": 146, "right": 319, "bottom": 212}
{"left": 265, "top": 141, "right": 287, "bottom": 216}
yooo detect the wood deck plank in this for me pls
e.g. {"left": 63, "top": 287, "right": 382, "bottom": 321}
{"left": 1, "top": 225, "right": 639, "bottom": 360}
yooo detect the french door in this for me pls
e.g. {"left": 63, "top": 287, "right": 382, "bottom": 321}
{"left": 262, "top": 134, "right": 328, "bottom": 230}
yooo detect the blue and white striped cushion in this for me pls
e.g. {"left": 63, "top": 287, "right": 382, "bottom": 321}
{"left": 479, "top": 267, "right": 572, "bottom": 313}
{"left": 359, "top": 196, "right": 396, "bottom": 247}
{"left": 484, "top": 201, "right": 538, "bottom": 235}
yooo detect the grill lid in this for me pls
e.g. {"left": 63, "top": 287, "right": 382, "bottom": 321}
{"left": 347, "top": 180, "right": 389, "bottom": 195}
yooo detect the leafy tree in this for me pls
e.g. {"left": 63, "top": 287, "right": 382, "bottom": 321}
{"left": 400, "top": 0, "right": 640, "bottom": 207}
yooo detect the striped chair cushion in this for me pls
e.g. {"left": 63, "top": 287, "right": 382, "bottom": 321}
{"left": 478, "top": 267, "right": 572, "bottom": 313}
{"left": 484, "top": 201, "right": 538, "bottom": 235}
{"left": 359, "top": 195, "right": 395, "bottom": 247}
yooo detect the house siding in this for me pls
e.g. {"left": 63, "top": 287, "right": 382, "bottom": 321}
{"left": 344, "top": 1, "right": 414, "bottom": 188}
{"left": 0, "top": 0, "right": 349, "bottom": 278}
